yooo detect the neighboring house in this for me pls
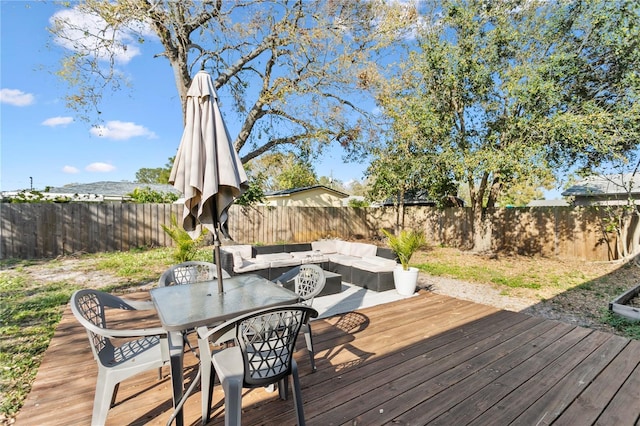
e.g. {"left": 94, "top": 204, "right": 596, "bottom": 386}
{"left": 1, "top": 181, "right": 180, "bottom": 202}
{"left": 381, "top": 190, "right": 465, "bottom": 207}
{"left": 262, "top": 185, "right": 349, "bottom": 207}
{"left": 561, "top": 174, "right": 640, "bottom": 206}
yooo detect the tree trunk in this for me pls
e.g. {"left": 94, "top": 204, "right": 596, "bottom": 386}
{"left": 394, "top": 189, "right": 406, "bottom": 233}
{"left": 472, "top": 206, "right": 492, "bottom": 253}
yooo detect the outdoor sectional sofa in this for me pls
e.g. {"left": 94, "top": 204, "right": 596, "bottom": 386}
{"left": 219, "top": 240, "right": 399, "bottom": 292}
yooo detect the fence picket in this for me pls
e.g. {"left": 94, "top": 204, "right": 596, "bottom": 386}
{"left": 0, "top": 204, "right": 615, "bottom": 261}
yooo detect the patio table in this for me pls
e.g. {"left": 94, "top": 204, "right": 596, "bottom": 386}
{"left": 150, "top": 273, "right": 300, "bottom": 426}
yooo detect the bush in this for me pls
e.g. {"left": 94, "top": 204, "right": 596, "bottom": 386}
{"left": 161, "top": 214, "right": 208, "bottom": 262}
{"left": 128, "top": 187, "right": 179, "bottom": 203}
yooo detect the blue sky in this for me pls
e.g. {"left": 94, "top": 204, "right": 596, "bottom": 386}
{"left": 0, "top": 1, "right": 367, "bottom": 192}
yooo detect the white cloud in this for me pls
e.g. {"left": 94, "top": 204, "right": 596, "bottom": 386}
{"left": 86, "top": 162, "right": 116, "bottom": 172}
{"left": 42, "top": 116, "right": 74, "bottom": 127}
{"left": 62, "top": 165, "right": 80, "bottom": 174}
{"left": 50, "top": 7, "right": 156, "bottom": 64}
{"left": 0, "top": 88, "right": 35, "bottom": 106}
{"left": 90, "top": 120, "right": 157, "bottom": 140}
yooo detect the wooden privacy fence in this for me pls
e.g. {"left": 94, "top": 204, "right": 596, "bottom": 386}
{"left": 0, "top": 203, "right": 614, "bottom": 261}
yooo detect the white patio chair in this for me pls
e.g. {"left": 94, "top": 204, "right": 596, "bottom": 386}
{"left": 294, "top": 264, "right": 326, "bottom": 371}
{"left": 157, "top": 261, "right": 230, "bottom": 287}
{"left": 70, "top": 289, "right": 169, "bottom": 426}
{"left": 196, "top": 305, "right": 318, "bottom": 426}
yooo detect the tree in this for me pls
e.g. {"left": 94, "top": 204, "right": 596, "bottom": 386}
{"left": 234, "top": 162, "right": 266, "bottom": 206}
{"left": 318, "top": 176, "right": 347, "bottom": 193}
{"left": 345, "top": 179, "right": 368, "bottom": 197}
{"left": 49, "top": 0, "right": 407, "bottom": 165}
{"left": 135, "top": 156, "right": 174, "bottom": 184}
{"left": 277, "top": 162, "right": 317, "bottom": 190}
{"left": 366, "top": 133, "right": 458, "bottom": 230}
{"left": 375, "top": 0, "right": 640, "bottom": 251}
{"left": 247, "top": 152, "right": 317, "bottom": 191}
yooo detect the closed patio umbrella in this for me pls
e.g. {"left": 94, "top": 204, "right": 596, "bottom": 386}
{"left": 170, "top": 69, "right": 248, "bottom": 293}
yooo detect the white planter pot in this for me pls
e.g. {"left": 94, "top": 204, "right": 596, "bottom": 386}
{"left": 393, "top": 266, "right": 419, "bottom": 296}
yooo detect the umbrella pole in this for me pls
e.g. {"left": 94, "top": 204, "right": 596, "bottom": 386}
{"left": 214, "top": 227, "right": 224, "bottom": 294}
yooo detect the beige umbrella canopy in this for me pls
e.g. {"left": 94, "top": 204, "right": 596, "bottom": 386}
{"left": 170, "top": 70, "right": 248, "bottom": 292}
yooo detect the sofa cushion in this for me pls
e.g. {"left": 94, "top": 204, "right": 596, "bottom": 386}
{"left": 233, "top": 259, "right": 270, "bottom": 274}
{"left": 328, "top": 253, "right": 358, "bottom": 266}
{"left": 255, "top": 252, "right": 293, "bottom": 262}
{"left": 291, "top": 250, "right": 314, "bottom": 258}
{"left": 232, "top": 251, "right": 244, "bottom": 268}
{"left": 311, "top": 240, "right": 337, "bottom": 254}
{"left": 361, "top": 255, "right": 398, "bottom": 268}
{"left": 336, "top": 240, "right": 352, "bottom": 255}
{"left": 352, "top": 259, "right": 397, "bottom": 273}
{"left": 224, "top": 244, "right": 253, "bottom": 259}
{"left": 349, "top": 242, "right": 377, "bottom": 258}
{"left": 270, "top": 258, "right": 302, "bottom": 268}
{"left": 291, "top": 250, "right": 328, "bottom": 263}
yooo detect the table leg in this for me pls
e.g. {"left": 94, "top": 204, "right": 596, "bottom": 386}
{"left": 168, "top": 331, "right": 185, "bottom": 426}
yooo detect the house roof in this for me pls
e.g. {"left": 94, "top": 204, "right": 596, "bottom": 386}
{"left": 264, "top": 185, "right": 349, "bottom": 198}
{"left": 44, "top": 181, "right": 181, "bottom": 197}
{"left": 381, "top": 190, "right": 465, "bottom": 207}
{"left": 561, "top": 174, "right": 640, "bottom": 197}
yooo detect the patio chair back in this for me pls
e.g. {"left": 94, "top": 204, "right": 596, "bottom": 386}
{"left": 237, "top": 306, "right": 316, "bottom": 387}
{"left": 294, "top": 264, "right": 326, "bottom": 305}
{"left": 293, "top": 264, "right": 325, "bottom": 372}
{"left": 158, "top": 261, "right": 230, "bottom": 287}
{"left": 198, "top": 305, "right": 317, "bottom": 425}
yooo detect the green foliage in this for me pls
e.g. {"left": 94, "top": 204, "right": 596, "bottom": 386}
{"left": 0, "top": 275, "right": 81, "bottom": 416}
{"left": 235, "top": 177, "right": 266, "bottom": 206}
{"left": 601, "top": 310, "right": 640, "bottom": 340}
{"left": 90, "top": 248, "right": 174, "bottom": 286}
{"left": 381, "top": 228, "right": 426, "bottom": 270}
{"left": 135, "top": 156, "right": 174, "bottom": 184}
{"left": 161, "top": 214, "right": 208, "bottom": 262}
{"left": 373, "top": 0, "right": 640, "bottom": 249}
{"left": 127, "top": 187, "right": 179, "bottom": 203}
{"left": 251, "top": 152, "right": 318, "bottom": 191}
{"left": 348, "top": 198, "right": 369, "bottom": 208}
{"left": 277, "top": 160, "right": 317, "bottom": 190}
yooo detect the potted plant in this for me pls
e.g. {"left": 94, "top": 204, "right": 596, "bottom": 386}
{"left": 382, "top": 228, "right": 426, "bottom": 295}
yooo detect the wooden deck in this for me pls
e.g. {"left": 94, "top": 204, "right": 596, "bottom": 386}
{"left": 15, "top": 291, "right": 640, "bottom": 426}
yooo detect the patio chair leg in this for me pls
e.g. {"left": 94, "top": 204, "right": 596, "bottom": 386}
{"left": 303, "top": 323, "right": 316, "bottom": 372}
{"left": 278, "top": 377, "right": 289, "bottom": 400}
{"left": 222, "top": 377, "right": 242, "bottom": 426}
{"left": 291, "top": 361, "right": 306, "bottom": 426}
{"left": 94, "top": 373, "right": 118, "bottom": 426}
{"left": 110, "top": 382, "right": 119, "bottom": 407}
{"left": 200, "top": 364, "right": 215, "bottom": 425}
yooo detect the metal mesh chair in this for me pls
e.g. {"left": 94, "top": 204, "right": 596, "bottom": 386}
{"left": 157, "top": 261, "right": 230, "bottom": 287}
{"left": 70, "top": 289, "right": 169, "bottom": 426}
{"left": 294, "top": 264, "right": 325, "bottom": 371}
{"left": 197, "top": 305, "right": 318, "bottom": 426}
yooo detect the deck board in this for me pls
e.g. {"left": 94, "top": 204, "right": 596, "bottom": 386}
{"left": 14, "top": 291, "right": 640, "bottom": 426}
